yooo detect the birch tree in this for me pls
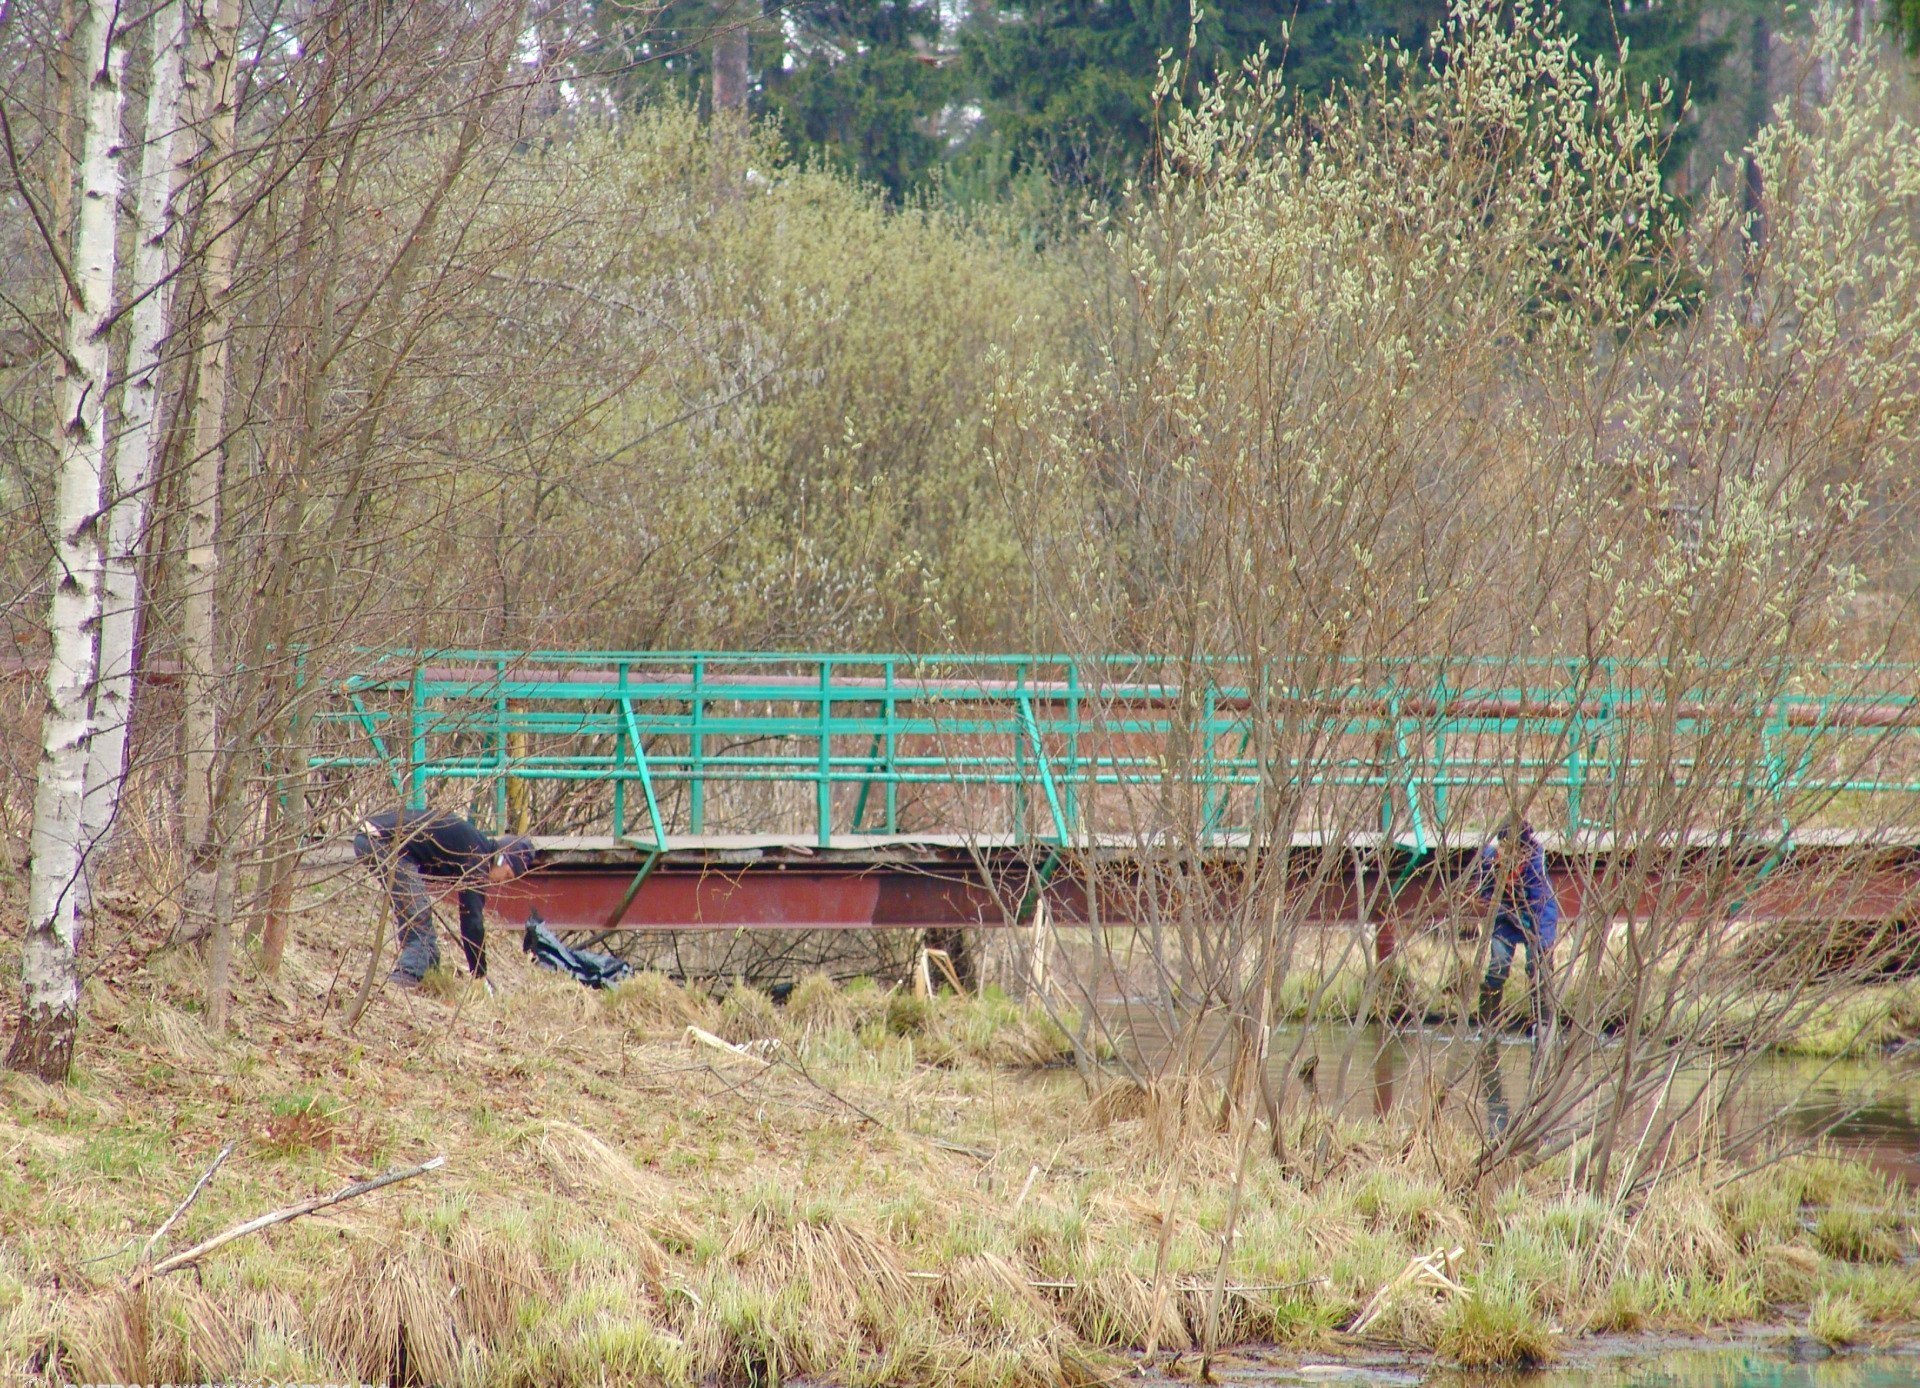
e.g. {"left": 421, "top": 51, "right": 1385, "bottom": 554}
{"left": 75, "top": 0, "right": 191, "bottom": 920}
{"left": 6, "top": 0, "right": 126, "bottom": 1082}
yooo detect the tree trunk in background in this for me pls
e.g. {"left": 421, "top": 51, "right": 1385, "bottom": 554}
{"left": 532, "top": 0, "right": 567, "bottom": 123}
{"left": 48, "top": 0, "right": 79, "bottom": 245}
{"left": 7, "top": 1, "right": 127, "bottom": 1083}
{"left": 204, "top": 745, "right": 253, "bottom": 1028}
{"left": 78, "top": 0, "right": 191, "bottom": 919}
{"left": 507, "top": 729, "right": 532, "bottom": 832}
{"left": 712, "top": 5, "right": 749, "bottom": 116}
{"left": 1741, "top": 12, "right": 1772, "bottom": 309}
{"left": 257, "top": 3, "right": 521, "bottom": 978}
{"left": 1849, "top": 0, "right": 1874, "bottom": 46}
{"left": 251, "top": 437, "right": 316, "bottom": 975}
{"left": 253, "top": 4, "right": 348, "bottom": 976}
{"left": 255, "top": 751, "right": 307, "bottom": 972}
{"left": 177, "top": 0, "right": 242, "bottom": 1015}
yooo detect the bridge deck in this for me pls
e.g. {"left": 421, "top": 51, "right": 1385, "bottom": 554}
{"left": 527, "top": 827, "right": 1920, "bottom": 859}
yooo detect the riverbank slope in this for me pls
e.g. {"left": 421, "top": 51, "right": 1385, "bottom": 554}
{"left": 3, "top": 923, "right": 1918, "bottom": 1386}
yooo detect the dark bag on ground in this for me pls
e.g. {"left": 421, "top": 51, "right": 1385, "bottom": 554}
{"left": 521, "top": 914, "right": 633, "bottom": 989}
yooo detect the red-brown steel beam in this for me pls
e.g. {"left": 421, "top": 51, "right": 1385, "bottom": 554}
{"left": 481, "top": 848, "right": 1920, "bottom": 934}
{"left": 489, "top": 865, "right": 1005, "bottom": 931}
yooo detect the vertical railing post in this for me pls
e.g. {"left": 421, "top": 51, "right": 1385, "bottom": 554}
{"left": 1200, "top": 678, "right": 1218, "bottom": 839}
{"left": 1600, "top": 658, "right": 1620, "bottom": 828}
{"left": 690, "top": 657, "right": 706, "bottom": 836}
{"left": 1064, "top": 659, "right": 1081, "bottom": 838}
{"left": 1388, "top": 688, "right": 1428, "bottom": 855}
{"left": 1564, "top": 658, "right": 1584, "bottom": 839}
{"left": 817, "top": 658, "right": 833, "bottom": 847}
{"left": 884, "top": 658, "right": 898, "bottom": 833}
{"left": 494, "top": 657, "right": 510, "bottom": 830}
{"left": 408, "top": 664, "right": 428, "bottom": 810}
{"left": 1379, "top": 689, "right": 1397, "bottom": 839}
{"left": 612, "top": 660, "right": 628, "bottom": 837}
{"left": 1590, "top": 689, "right": 1612, "bottom": 836}
{"left": 1011, "top": 660, "right": 1029, "bottom": 839}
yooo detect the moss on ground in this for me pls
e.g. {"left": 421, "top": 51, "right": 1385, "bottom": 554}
{"left": 2, "top": 919, "right": 1917, "bottom": 1386}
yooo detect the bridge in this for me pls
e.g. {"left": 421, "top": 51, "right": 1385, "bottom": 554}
{"left": 309, "top": 650, "right": 1920, "bottom": 953}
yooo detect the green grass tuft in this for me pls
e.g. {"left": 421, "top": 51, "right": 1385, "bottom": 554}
{"left": 1808, "top": 1290, "right": 1868, "bottom": 1348}
{"left": 1436, "top": 1277, "right": 1558, "bottom": 1367}
{"left": 1813, "top": 1205, "right": 1905, "bottom": 1264}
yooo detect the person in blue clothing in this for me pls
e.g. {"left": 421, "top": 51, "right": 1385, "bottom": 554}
{"left": 1474, "top": 819, "right": 1560, "bottom": 1031}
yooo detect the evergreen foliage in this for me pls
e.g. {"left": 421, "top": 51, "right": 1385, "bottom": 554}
{"left": 765, "top": 0, "right": 950, "bottom": 197}
{"left": 958, "top": 0, "right": 1734, "bottom": 196}
{"left": 1892, "top": 0, "right": 1920, "bottom": 54}
{"left": 611, "top": 0, "right": 1756, "bottom": 199}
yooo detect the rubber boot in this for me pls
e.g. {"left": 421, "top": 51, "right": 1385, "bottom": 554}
{"left": 1475, "top": 979, "right": 1507, "bottom": 1032}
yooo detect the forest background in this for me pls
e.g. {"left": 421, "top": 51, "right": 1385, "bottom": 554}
{"left": 7, "top": 0, "right": 1920, "bottom": 665}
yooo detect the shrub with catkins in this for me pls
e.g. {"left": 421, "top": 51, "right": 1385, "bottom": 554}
{"left": 989, "top": 0, "right": 1920, "bottom": 1197}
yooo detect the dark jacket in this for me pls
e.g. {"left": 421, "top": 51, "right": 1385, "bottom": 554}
{"left": 354, "top": 809, "right": 510, "bottom": 880}
{"left": 1475, "top": 832, "right": 1560, "bottom": 945}
{"left": 353, "top": 812, "right": 534, "bottom": 972}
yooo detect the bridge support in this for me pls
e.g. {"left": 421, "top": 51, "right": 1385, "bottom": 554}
{"left": 482, "top": 836, "right": 1920, "bottom": 944}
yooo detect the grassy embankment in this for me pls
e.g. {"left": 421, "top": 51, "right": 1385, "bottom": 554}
{"left": 3, "top": 927, "right": 1918, "bottom": 1387}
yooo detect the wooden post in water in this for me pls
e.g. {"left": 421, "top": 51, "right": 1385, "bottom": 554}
{"left": 1030, "top": 896, "right": 1054, "bottom": 995}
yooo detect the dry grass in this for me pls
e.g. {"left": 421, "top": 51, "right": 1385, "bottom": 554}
{"left": 2, "top": 900, "right": 1918, "bottom": 1385}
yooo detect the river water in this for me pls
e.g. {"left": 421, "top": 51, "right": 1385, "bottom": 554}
{"left": 1479, "top": 1350, "right": 1920, "bottom": 1387}
{"left": 1228, "top": 1346, "right": 1920, "bottom": 1386}
{"left": 1101, "top": 1015, "right": 1920, "bottom": 1185}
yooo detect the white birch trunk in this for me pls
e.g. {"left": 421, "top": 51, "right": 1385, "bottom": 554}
{"left": 77, "top": 0, "right": 191, "bottom": 918}
{"left": 7, "top": 2, "right": 127, "bottom": 1083}
{"left": 178, "top": 0, "right": 241, "bottom": 974}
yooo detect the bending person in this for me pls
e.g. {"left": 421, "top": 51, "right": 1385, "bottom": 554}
{"left": 1473, "top": 820, "right": 1560, "bottom": 1032}
{"left": 353, "top": 810, "right": 535, "bottom": 988}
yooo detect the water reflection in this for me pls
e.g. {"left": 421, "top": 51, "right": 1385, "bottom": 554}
{"left": 1476, "top": 1041, "right": 1511, "bottom": 1140}
{"left": 1235, "top": 1350, "right": 1920, "bottom": 1388}
{"left": 1109, "top": 1012, "right": 1920, "bottom": 1184}
{"left": 1434, "top": 1349, "right": 1920, "bottom": 1388}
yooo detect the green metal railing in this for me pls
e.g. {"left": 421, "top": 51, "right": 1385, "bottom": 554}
{"left": 307, "top": 650, "right": 1920, "bottom": 852}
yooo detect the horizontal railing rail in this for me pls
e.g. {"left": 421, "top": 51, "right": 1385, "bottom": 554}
{"left": 304, "top": 650, "right": 1920, "bottom": 852}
